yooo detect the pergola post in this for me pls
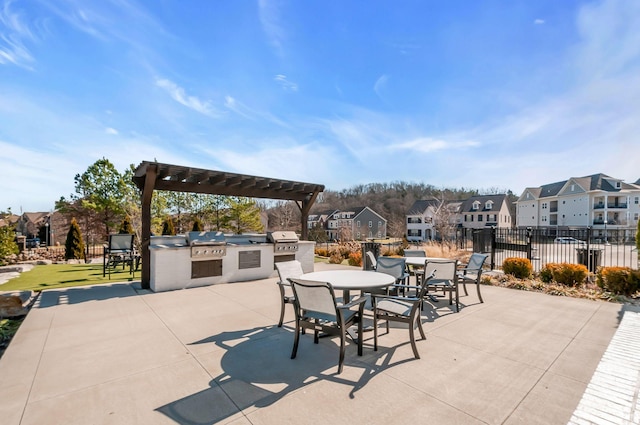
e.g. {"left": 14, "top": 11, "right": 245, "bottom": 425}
{"left": 140, "top": 164, "right": 157, "bottom": 289}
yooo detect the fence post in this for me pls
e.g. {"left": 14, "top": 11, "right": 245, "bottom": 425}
{"left": 526, "top": 227, "right": 533, "bottom": 262}
{"left": 490, "top": 226, "right": 496, "bottom": 270}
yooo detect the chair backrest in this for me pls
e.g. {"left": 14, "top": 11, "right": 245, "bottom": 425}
{"left": 289, "top": 278, "right": 338, "bottom": 319}
{"left": 275, "top": 260, "right": 304, "bottom": 285}
{"left": 109, "top": 234, "right": 134, "bottom": 252}
{"left": 404, "top": 249, "right": 426, "bottom": 257}
{"left": 375, "top": 256, "right": 407, "bottom": 280}
{"left": 467, "top": 253, "right": 488, "bottom": 271}
{"left": 424, "top": 259, "right": 458, "bottom": 281}
{"left": 365, "top": 251, "right": 377, "bottom": 269}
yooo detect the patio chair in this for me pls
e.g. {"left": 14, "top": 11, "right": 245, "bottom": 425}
{"left": 365, "top": 251, "right": 378, "bottom": 270}
{"left": 103, "top": 234, "right": 135, "bottom": 278}
{"left": 371, "top": 271, "right": 436, "bottom": 359}
{"left": 375, "top": 256, "right": 409, "bottom": 296}
{"left": 274, "top": 260, "right": 304, "bottom": 327}
{"left": 288, "top": 278, "right": 366, "bottom": 374}
{"left": 422, "top": 259, "right": 460, "bottom": 312}
{"left": 404, "top": 249, "right": 426, "bottom": 285}
{"left": 456, "top": 253, "right": 488, "bottom": 303}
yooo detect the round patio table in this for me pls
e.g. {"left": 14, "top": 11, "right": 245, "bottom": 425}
{"left": 301, "top": 270, "right": 395, "bottom": 301}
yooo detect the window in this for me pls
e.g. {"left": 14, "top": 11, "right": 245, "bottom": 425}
{"left": 635, "top": 197, "right": 639, "bottom": 204}
{"left": 478, "top": 214, "right": 483, "bottom": 221}
{"left": 356, "top": 220, "right": 360, "bottom": 227}
{"left": 378, "top": 221, "right": 382, "bottom": 227}
{"left": 542, "top": 203, "right": 547, "bottom": 209}
{"left": 485, "top": 201, "right": 493, "bottom": 210}
{"left": 472, "top": 201, "right": 480, "bottom": 210}
{"left": 377, "top": 231, "right": 381, "bottom": 238}
{"left": 368, "top": 221, "right": 372, "bottom": 228}
{"left": 635, "top": 213, "right": 639, "bottom": 221}
{"left": 356, "top": 232, "right": 360, "bottom": 239}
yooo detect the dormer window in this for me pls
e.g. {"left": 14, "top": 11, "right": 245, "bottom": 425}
{"left": 615, "top": 181, "right": 621, "bottom": 189}
{"left": 485, "top": 200, "right": 494, "bottom": 210}
{"left": 472, "top": 201, "right": 480, "bottom": 210}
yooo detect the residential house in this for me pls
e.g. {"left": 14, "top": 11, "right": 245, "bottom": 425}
{"left": 459, "top": 195, "right": 514, "bottom": 229}
{"left": 307, "top": 209, "right": 338, "bottom": 232}
{"left": 516, "top": 173, "right": 640, "bottom": 241}
{"left": 406, "top": 199, "right": 439, "bottom": 242}
{"left": 322, "top": 207, "right": 387, "bottom": 241}
{"left": 15, "top": 211, "right": 68, "bottom": 246}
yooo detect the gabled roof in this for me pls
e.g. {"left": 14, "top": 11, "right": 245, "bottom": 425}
{"left": 525, "top": 173, "right": 640, "bottom": 199}
{"left": 459, "top": 195, "right": 508, "bottom": 213}
{"left": 21, "top": 212, "right": 49, "bottom": 224}
{"left": 407, "top": 199, "right": 439, "bottom": 215}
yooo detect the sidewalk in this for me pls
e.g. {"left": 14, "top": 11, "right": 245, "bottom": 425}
{"left": 0, "top": 262, "right": 626, "bottom": 424}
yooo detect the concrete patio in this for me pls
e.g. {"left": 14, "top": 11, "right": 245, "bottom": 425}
{"left": 0, "top": 262, "right": 631, "bottom": 424}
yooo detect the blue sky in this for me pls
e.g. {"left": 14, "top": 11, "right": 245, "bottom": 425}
{"left": 1, "top": 0, "right": 639, "bottom": 213}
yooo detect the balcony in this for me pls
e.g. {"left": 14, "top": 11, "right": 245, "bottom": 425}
{"left": 593, "top": 219, "right": 628, "bottom": 226}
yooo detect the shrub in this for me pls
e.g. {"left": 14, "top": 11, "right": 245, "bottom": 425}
{"left": 596, "top": 267, "right": 640, "bottom": 296}
{"left": 0, "top": 225, "right": 18, "bottom": 266}
{"left": 348, "top": 251, "right": 362, "bottom": 267}
{"left": 162, "top": 217, "right": 176, "bottom": 235}
{"left": 328, "top": 250, "right": 343, "bottom": 264}
{"left": 64, "top": 218, "right": 85, "bottom": 260}
{"left": 502, "top": 257, "right": 532, "bottom": 279}
{"left": 540, "top": 263, "right": 588, "bottom": 287}
{"left": 191, "top": 218, "right": 204, "bottom": 232}
{"left": 315, "top": 247, "right": 329, "bottom": 257}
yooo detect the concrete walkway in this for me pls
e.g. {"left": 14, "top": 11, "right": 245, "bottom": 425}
{"left": 0, "top": 263, "right": 627, "bottom": 425}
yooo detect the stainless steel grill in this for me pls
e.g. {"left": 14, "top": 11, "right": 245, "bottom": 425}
{"left": 187, "top": 231, "right": 227, "bottom": 261}
{"left": 267, "top": 231, "right": 299, "bottom": 256}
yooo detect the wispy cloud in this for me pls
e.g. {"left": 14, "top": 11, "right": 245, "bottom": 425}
{"left": 105, "top": 127, "right": 118, "bottom": 135}
{"left": 392, "top": 137, "right": 479, "bottom": 153}
{"left": 274, "top": 74, "right": 298, "bottom": 92}
{"left": 0, "top": 0, "right": 37, "bottom": 68}
{"left": 373, "top": 74, "right": 389, "bottom": 99}
{"left": 156, "top": 78, "right": 222, "bottom": 118}
{"left": 534, "top": 19, "right": 545, "bottom": 25}
{"left": 258, "top": 0, "right": 286, "bottom": 57}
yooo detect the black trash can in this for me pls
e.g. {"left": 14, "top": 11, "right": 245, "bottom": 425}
{"left": 361, "top": 242, "right": 381, "bottom": 270}
{"left": 576, "top": 248, "right": 602, "bottom": 273}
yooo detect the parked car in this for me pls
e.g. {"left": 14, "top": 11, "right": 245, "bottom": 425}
{"left": 554, "top": 237, "right": 586, "bottom": 246}
{"left": 26, "top": 237, "right": 41, "bottom": 248}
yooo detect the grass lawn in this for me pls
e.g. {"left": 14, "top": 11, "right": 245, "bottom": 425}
{"left": 1, "top": 263, "right": 137, "bottom": 292}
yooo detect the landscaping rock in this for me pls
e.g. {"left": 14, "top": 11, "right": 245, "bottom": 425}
{"left": 0, "top": 294, "right": 28, "bottom": 317}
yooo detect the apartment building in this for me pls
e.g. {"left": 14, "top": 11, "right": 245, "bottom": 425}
{"left": 406, "top": 199, "right": 439, "bottom": 242}
{"left": 516, "top": 173, "right": 640, "bottom": 240}
{"left": 458, "top": 194, "right": 514, "bottom": 229}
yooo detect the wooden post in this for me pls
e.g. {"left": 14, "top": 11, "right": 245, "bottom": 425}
{"left": 140, "top": 164, "right": 157, "bottom": 289}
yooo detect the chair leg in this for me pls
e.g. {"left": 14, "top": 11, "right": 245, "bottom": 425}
{"left": 408, "top": 321, "right": 420, "bottom": 359}
{"left": 277, "top": 300, "right": 285, "bottom": 327}
{"left": 415, "top": 314, "right": 426, "bottom": 340}
{"left": 356, "top": 317, "right": 363, "bottom": 357}
{"left": 291, "top": 319, "right": 301, "bottom": 359}
{"left": 373, "top": 311, "right": 378, "bottom": 352}
{"left": 338, "top": 327, "right": 346, "bottom": 374}
{"left": 462, "top": 280, "right": 469, "bottom": 296}
{"left": 476, "top": 281, "right": 484, "bottom": 303}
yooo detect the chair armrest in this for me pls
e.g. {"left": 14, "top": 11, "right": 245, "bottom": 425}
{"left": 340, "top": 296, "right": 367, "bottom": 310}
{"left": 370, "top": 293, "right": 419, "bottom": 303}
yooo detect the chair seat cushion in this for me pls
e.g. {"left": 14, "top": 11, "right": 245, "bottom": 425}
{"left": 376, "top": 298, "right": 414, "bottom": 316}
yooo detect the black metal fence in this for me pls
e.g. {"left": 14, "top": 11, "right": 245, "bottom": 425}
{"left": 457, "top": 227, "right": 638, "bottom": 272}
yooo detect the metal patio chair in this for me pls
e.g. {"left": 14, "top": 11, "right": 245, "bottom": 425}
{"left": 404, "top": 249, "right": 426, "bottom": 285}
{"left": 274, "top": 260, "right": 304, "bottom": 327}
{"left": 289, "top": 278, "right": 366, "bottom": 374}
{"left": 371, "top": 271, "right": 436, "bottom": 359}
{"left": 456, "top": 253, "right": 488, "bottom": 303}
{"left": 103, "top": 234, "right": 135, "bottom": 278}
{"left": 422, "top": 259, "right": 460, "bottom": 312}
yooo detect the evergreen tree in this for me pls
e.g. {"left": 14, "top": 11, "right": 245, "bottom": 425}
{"left": 162, "top": 217, "right": 176, "bottom": 235}
{"left": 65, "top": 218, "right": 86, "bottom": 260}
{"left": 192, "top": 217, "right": 204, "bottom": 232}
{"left": 0, "top": 225, "right": 19, "bottom": 265}
{"left": 119, "top": 216, "right": 135, "bottom": 234}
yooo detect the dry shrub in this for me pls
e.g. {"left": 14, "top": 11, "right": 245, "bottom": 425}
{"left": 502, "top": 257, "right": 533, "bottom": 279}
{"left": 348, "top": 251, "right": 362, "bottom": 267}
{"left": 540, "top": 263, "right": 588, "bottom": 287}
{"left": 328, "top": 250, "right": 344, "bottom": 264}
{"left": 596, "top": 267, "right": 640, "bottom": 296}
{"left": 314, "top": 247, "right": 329, "bottom": 257}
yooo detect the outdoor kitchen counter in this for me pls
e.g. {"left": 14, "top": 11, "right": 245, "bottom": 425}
{"left": 149, "top": 237, "right": 314, "bottom": 292}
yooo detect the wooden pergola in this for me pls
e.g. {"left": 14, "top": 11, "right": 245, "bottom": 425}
{"left": 133, "top": 161, "right": 325, "bottom": 289}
